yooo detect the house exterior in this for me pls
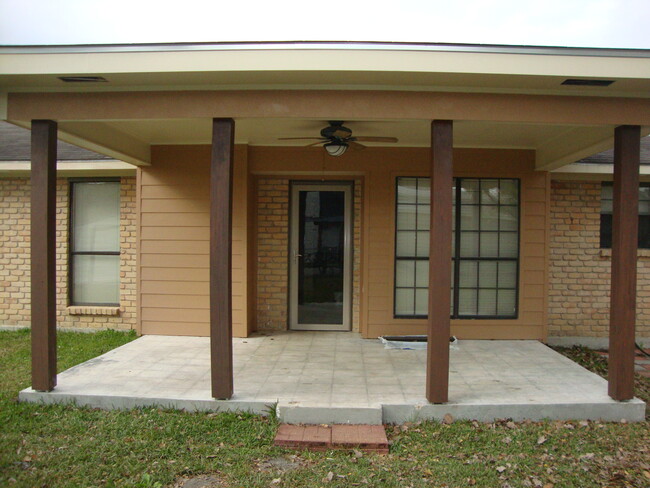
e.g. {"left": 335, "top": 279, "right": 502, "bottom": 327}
{"left": 1, "top": 41, "right": 649, "bottom": 403}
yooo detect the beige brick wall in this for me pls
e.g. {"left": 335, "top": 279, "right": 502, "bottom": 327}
{"left": 549, "top": 180, "right": 650, "bottom": 338}
{"left": 255, "top": 178, "right": 362, "bottom": 331}
{"left": 0, "top": 177, "right": 137, "bottom": 330}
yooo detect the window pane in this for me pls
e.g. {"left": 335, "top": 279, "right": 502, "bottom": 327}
{"left": 415, "top": 289, "right": 428, "bottom": 316}
{"left": 640, "top": 186, "right": 650, "bottom": 203}
{"left": 397, "top": 178, "right": 418, "bottom": 204}
{"left": 416, "top": 231, "right": 430, "bottom": 257}
{"left": 499, "top": 180, "right": 519, "bottom": 205}
{"left": 417, "top": 204, "right": 430, "bottom": 231}
{"left": 600, "top": 214, "right": 612, "bottom": 248}
{"left": 499, "top": 232, "right": 518, "bottom": 258}
{"left": 415, "top": 260, "right": 429, "bottom": 287}
{"left": 498, "top": 261, "right": 518, "bottom": 288}
{"left": 72, "top": 255, "right": 119, "bottom": 305}
{"left": 459, "top": 260, "right": 478, "bottom": 287}
{"left": 395, "top": 260, "right": 415, "bottom": 287}
{"left": 481, "top": 205, "right": 499, "bottom": 231}
{"left": 639, "top": 215, "right": 650, "bottom": 249}
{"left": 458, "top": 289, "right": 477, "bottom": 315}
{"left": 499, "top": 206, "right": 518, "bottom": 231}
{"left": 480, "top": 180, "right": 499, "bottom": 205}
{"left": 417, "top": 179, "right": 430, "bottom": 204}
{"left": 479, "top": 261, "right": 498, "bottom": 288}
{"left": 73, "top": 182, "right": 120, "bottom": 252}
{"left": 479, "top": 232, "right": 499, "bottom": 257}
{"left": 397, "top": 204, "right": 417, "bottom": 230}
{"left": 395, "top": 288, "right": 415, "bottom": 316}
{"left": 460, "top": 205, "right": 479, "bottom": 230}
{"left": 478, "top": 289, "right": 497, "bottom": 315}
{"left": 396, "top": 231, "right": 416, "bottom": 256}
{"left": 461, "top": 179, "right": 480, "bottom": 204}
{"left": 497, "top": 289, "right": 517, "bottom": 316}
{"left": 459, "top": 231, "right": 479, "bottom": 257}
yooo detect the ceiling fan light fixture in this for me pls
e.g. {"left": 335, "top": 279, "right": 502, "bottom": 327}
{"left": 324, "top": 142, "right": 348, "bottom": 156}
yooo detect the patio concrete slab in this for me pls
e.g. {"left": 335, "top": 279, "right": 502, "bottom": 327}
{"left": 19, "top": 332, "right": 646, "bottom": 423}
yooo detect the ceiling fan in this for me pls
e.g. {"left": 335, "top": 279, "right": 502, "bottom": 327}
{"left": 278, "top": 121, "right": 399, "bottom": 156}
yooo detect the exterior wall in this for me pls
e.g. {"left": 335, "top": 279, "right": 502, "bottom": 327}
{"left": 254, "top": 176, "right": 362, "bottom": 331}
{"left": 138, "top": 145, "right": 250, "bottom": 337}
{"left": 0, "top": 176, "right": 137, "bottom": 330}
{"left": 137, "top": 144, "right": 547, "bottom": 340}
{"left": 549, "top": 180, "right": 650, "bottom": 338}
{"left": 248, "top": 146, "right": 548, "bottom": 340}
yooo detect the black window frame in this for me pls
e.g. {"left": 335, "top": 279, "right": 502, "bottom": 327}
{"left": 393, "top": 176, "right": 520, "bottom": 320}
{"left": 600, "top": 182, "right": 650, "bottom": 249}
{"left": 68, "top": 177, "right": 121, "bottom": 306}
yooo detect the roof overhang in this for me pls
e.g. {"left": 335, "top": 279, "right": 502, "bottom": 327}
{"left": 2, "top": 42, "right": 649, "bottom": 169}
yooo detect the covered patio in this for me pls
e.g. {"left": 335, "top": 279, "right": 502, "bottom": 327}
{"left": 3, "top": 42, "right": 650, "bottom": 418}
{"left": 19, "top": 332, "right": 645, "bottom": 423}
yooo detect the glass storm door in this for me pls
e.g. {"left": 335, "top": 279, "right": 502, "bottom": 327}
{"left": 289, "top": 183, "right": 352, "bottom": 331}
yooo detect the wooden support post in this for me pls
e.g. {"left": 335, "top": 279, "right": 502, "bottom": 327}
{"left": 426, "top": 120, "right": 453, "bottom": 404}
{"left": 608, "top": 125, "right": 640, "bottom": 401}
{"left": 31, "top": 120, "right": 58, "bottom": 391}
{"left": 210, "top": 118, "right": 235, "bottom": 399}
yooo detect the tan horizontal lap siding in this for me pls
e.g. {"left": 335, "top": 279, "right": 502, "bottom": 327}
{"left": 138, "top": 145, "right": 249, "bottom": 337}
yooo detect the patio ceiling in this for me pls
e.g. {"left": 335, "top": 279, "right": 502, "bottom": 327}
{"left": 2, "top": 42, "right": 649, "bottom": 169}
{"left": 59, "top": 117, "right": 616, "bottom": 171}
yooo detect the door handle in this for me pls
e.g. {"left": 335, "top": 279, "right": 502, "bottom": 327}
{"left": 293, "top": 251, "right": 303, "bottom": 260}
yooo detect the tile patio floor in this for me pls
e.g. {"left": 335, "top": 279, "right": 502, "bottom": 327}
{"left": 20, "top": 331, "right": 646, "bottom": 424}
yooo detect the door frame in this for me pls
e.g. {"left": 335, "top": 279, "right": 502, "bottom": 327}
{"left": 289, "top": 181, "right": 353, "bottom": 331}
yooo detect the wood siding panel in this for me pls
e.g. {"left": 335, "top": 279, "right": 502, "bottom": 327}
{"left": 138, "top": 144, "right": 249, "bottom": 337}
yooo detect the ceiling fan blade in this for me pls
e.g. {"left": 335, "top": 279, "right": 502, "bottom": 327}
{"left": 353, "top": 136, "right": 399, "bottom": 143}
{"left": 348, "top": 141, "right": 366, "bottom": 151}
{"left": 277, "top": 137, "right": 326, "bottom": 141}
{"left": 305, "top": 141, "right": 326, "bottom": 147}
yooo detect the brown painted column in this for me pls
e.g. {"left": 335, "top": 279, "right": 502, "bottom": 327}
{"left": 31, "top": 120, "right": 58, "bottom": 391}
{"left": 608, "top": 125, "right": 641, "bottom": 401}
{"left": 210, "top": 118, "right": 235, "bottom": 399}
{"left": 426, "top": 120, "right": 453, "bottom": 403}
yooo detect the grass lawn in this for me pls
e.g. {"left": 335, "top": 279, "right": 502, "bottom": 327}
{"left": 0, "top": 330, "right": 648, "bottom": 488}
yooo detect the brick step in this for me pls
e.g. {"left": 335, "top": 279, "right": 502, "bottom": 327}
{"left": 274, "top": 424, "right": 389, "bottom": 454}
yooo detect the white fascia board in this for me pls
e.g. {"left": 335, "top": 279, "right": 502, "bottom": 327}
{"left": 0, "top": 161, "right": 137, "bottom": 177}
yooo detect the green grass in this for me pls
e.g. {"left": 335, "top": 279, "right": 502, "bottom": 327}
{"left": 0, "top": 330, "right": 649, "bottom": 488}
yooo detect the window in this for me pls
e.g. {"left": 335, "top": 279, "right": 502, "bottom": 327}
{"left": 600, "top": 183, "right": 650, "bottom": 249}
{"left": 394, "top": 177, "right": 519, "bottom": 319}
{"left": 69, "top": 180, "right": 120, "bottom": 305}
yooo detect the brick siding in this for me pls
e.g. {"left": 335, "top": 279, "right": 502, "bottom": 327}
{"left": 0, "top": 177, "right": 137, "bottom": 330}
{"left": 549, "top": 180, "right": 650, "bottom": 338}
